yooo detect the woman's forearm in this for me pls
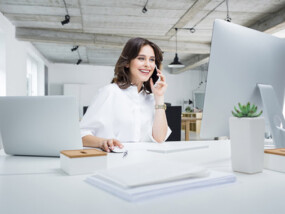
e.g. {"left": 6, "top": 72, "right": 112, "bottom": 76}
{"left": 152, "top": 96, "right": 168, "bottom": 142}
{"left": 82, "top": 135, "right": 123, "bottom": 152}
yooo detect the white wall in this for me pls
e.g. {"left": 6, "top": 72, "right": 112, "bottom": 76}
{"left": 164, "top": 70, "right": 202, "bottom": 106}
{"left": 0, "top": 33, "right": 5, "bottom": 96}
{"left": 0, "top": 12, "right": 49, "bottom": 149}
{"left": 48, "top": 63, "right": 203, "bottom": 107}
{"left": 48, "top": 63, "right": 115, "bottom": 96}
{"left": 0, "top": 12, "right": 48, "bottom": 96}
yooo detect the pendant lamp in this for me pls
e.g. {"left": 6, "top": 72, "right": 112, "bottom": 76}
{"left": 168, "top": 28, "right": 184, "bottom": 68}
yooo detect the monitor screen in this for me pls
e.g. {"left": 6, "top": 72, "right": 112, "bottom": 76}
{"left": 200, "top": 20, "right": 285, "bottom": 139}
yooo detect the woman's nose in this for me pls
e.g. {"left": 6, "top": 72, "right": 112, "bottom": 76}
{"left": 144, "top": 60, "right": 151, "bottom": 67}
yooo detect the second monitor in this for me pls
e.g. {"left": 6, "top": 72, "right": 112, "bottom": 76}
{"left": 200, "top": 20, "right": 285, "bottom": 142}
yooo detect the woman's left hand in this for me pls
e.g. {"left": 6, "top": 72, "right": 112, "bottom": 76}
{"left": 150, "top": 68, "right": 167, "bottom": 98}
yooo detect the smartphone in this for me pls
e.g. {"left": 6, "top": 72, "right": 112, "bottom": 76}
{"left": 151, "top": 65, "right": 159, "bottom": 84}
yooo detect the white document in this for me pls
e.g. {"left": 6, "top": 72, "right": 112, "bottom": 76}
{"left": 122, "top": 141, "right": 209, "bottom": 152}
{"left": 147, "top": 144, "right": 209, "bottom": 153}
{"left": 85, "top": 160, "right": 236, "bottom": 202}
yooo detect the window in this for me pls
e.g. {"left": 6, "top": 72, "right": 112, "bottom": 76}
{"left": 26, "top": 55, "right": 38, "bottom": 96}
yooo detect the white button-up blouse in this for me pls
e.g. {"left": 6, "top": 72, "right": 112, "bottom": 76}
{"left": 80, "top": 83, "right": 171, "bottom": 143}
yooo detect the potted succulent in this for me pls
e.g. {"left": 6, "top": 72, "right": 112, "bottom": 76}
{"left": 185, "top": 106, "right": 193, "bottom": 112}
{"left": 229, "top": 102, "right": 265, "bottom": 174}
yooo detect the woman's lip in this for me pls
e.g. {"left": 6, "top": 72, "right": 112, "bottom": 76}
{"left": 139, "top": 69, "right": 151, "bottom": 73}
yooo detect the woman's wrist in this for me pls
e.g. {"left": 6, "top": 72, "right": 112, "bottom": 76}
{"left": 99, "top": 138, "right": 107, "bottom": 148}
{"left": 154, "top": 95, "right": 164, "bottom": 105}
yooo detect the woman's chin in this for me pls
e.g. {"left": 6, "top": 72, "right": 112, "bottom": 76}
{"left": 141, "top": 75, "right": 151, "bottom": 82}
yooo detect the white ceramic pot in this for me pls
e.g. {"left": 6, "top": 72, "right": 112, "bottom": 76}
{"left": 229, "top": 117, "right": 265, "bottom": 174}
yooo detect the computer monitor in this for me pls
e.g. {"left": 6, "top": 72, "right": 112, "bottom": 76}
{"left": 200, "top": 20, "right": 285, "bottom": 141}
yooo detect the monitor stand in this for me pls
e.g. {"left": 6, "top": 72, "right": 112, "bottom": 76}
{"left": 258, "top": 84, "right": 285, "bottom": 148}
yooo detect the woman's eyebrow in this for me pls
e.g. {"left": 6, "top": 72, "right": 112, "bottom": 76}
{"left": 137, "top": 54, "right": 155, "bottom": 58}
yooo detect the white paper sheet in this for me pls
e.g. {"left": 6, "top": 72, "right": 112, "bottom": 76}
{"left": 85, "top": 160, "right": 236, "bottom": 202}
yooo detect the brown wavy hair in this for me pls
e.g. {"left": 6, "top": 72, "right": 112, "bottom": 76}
{"left": 111, "top": 37, "right": 163, "bottom": 93}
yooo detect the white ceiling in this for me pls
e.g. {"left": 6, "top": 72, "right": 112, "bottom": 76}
{"left": 1, "top": 0, "right": 285, "bottom": 73}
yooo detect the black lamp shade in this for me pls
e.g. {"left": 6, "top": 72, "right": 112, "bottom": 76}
{"left": 168, "top": 53, "right": 185, "bottom": 68}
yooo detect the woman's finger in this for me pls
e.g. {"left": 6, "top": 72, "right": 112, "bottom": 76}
{"left": 156, "top": 70, "right": 165, "bottom": 82}
{"left": 156, "top": 81, "right": 167, "bottom": 88}
{"left": 157, "top": 74, "right": 165, "bottom": 82}
{"left": 113, "top": 139, "right": 124, "bottom": 148}
{"left": 107, "top": 139, "right": 114, "bottom": 150}
{"left": 102, "top": 141, "right": 109, "bottom": 152}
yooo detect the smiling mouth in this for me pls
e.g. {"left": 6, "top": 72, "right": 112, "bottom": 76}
{"left": 139, "top": 69, "right": 150, "bottom": 74}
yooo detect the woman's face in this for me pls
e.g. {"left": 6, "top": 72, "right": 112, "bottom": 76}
{"left": 128, "top": 45, "right": 156, "bottom": 86}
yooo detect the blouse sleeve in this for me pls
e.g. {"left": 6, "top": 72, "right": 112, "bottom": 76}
{"left": 79, "top": 86, "right": 114, "bottom": 138}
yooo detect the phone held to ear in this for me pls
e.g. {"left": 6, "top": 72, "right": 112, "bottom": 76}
{"left": 151, "top": 65, "right": 159, "bottom": 84}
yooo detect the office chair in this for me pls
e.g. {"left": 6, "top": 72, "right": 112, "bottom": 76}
{"left": 165, "top": 106, "right": 182, "bottom": 141}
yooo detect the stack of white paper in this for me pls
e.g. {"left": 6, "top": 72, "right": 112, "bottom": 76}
{"left": 85, "top": 161, "right": 236, "bottom": 202}
{"left": 147, "top": 144, "right": 209, "bottom": 153}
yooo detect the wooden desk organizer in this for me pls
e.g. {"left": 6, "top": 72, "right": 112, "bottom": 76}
{"left": 60, "top": 149, "right": 107, "bottom": 175}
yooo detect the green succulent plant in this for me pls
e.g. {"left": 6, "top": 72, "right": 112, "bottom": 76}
{"left": 185, "top": 106, "right": 193, "bottom": 112}
{"left": 232, "top": 102, "right": 263, "bottom": 118}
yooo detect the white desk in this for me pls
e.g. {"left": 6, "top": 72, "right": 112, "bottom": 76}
{"left": 0, "top": 140, "right": 285, "bottom": 214}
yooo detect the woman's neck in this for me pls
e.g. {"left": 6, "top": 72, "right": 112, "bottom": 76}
{"left": 131, "top": 81, "right": 143, "bottom": 93}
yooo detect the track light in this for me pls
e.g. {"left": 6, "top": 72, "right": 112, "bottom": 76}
{"left": 61, "top": 0, "right": 70, "bottom": 25}
{"left": 75, "top": 48, "right": 82, "bottom": 65}
{"left": 225, "top": 17, "right": 232, "bottom": 22}
{"left": 76, "top": 59, "right": 82, "bottom": 65}
{"left": 176, "top": 27, "right": 196, "bottom": 34}
{"left": 61, "top": 15, "right": 70, "bottom": 25}
{"left": 142, "top": 6, "right": 147, "bottom": 13}
{"left": 142, "top": 0, "right": 148, "bottom": 13}
{"left": 71, "top": 45, "right": 79, "bottom": 52}
{"left": 189, "top": 28, "right": 196, "bottom": 33}
{"left": 225, "top": 0, "right": 232, "bottom": 22}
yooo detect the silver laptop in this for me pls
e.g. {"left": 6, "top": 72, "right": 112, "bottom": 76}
{"left": 0, "top": 96, "right": 83, "bottom": 157}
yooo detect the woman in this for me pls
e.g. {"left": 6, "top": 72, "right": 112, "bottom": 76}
{"left": 80, "top": 37, "right": 171, "bottom": 152}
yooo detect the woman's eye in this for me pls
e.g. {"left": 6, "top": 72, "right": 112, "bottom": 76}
{"left": 150, "top": 58, "right": 155, "bottom": 62}
{"left": 138, "top": 57, "right": 145, "bottom": 61}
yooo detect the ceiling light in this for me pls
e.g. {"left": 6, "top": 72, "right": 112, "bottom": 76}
{"left": 189, "top": 28, "right": 196, "bottom": 33}
{"left": 71, "top": 45, "right": 79, "bottom": 52}
{"left": 142, "top": 0, "right": 148, "bottom": 13}
{"left": 61, "top": 15, "right": 70, "bottom": 25}
{"left": 168, "top": 28, "right": 184, "bottom": 68}
{"left": 225, "top": 0, "right": 232, "bottom": 22}
{"left": 225, "top": 17, "right": 232, "bottom": 22}
{"left": 61, "top": 0, "right": 70, "bottom": 25}
{"left": 168, "top": 54, "right": 185, "bottom": 68}
{"left": 75, "top": 48, "right": 82, "bottom": 65}
{"left": 76, "top": 59, "right": 82, "bottom": 65}
{"left": 142, "top": 6, "right": 147, "bottom": 13}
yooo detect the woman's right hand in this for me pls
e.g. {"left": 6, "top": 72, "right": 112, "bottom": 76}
{"left": 100, "top": 139, "right": 123, "bottom": 152}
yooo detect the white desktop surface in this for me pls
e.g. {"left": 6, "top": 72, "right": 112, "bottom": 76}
{"left": 0, "top": 140, "right": 284, "bottom": 214}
